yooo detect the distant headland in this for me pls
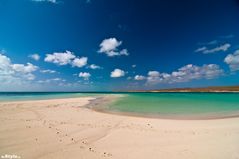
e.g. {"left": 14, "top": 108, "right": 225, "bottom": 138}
{"left": 129, "top": 85, "right": 239, "bottom": 92}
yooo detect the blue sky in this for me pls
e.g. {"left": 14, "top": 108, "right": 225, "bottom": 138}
{"left": 0, "top": 0, "right": 239, "bottom": 91}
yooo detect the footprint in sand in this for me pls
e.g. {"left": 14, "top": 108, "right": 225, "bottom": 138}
{"left": 82, "top": 141, "right": 87, "bottom": 144}
{"left": 89, "top": 147, "right": 94, "bottom": 152}
{"left": 103, "top": 152, "right": 113, "bottom": 157}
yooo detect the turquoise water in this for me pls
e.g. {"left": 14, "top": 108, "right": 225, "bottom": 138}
{"left": 106, "top": 93, "right": 239, "bottom": 119}
{"left": 0, "top": 92, "right": 100, "bottom": 102}
{"left": 1, "top": 92, "right": 239, "bottom": 119}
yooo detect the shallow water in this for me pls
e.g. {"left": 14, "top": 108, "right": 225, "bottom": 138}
{"left": 105, "top": 93, "right": 239, "bottom": 119}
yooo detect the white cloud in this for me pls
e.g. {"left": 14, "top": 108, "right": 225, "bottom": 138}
{"left": 52, "top": 78, "right": 64, "bottom": 81}
{"left": 45, "top": 51, "right": 75, "bottom": 65}
{"left": 88, "top": 64, "right": 101, "bottom": 69}
{"left": 134, "top": 75, "right": 146, "bottom": 80}
{"left": 99, "top": 38, "right": 122, "bottom": 52}
{"left": 40, "top": 69, "right": 57, "bottom": 73}
{"left": 224, "top": 50, "right": 239, "bottom": 71}
{"left": 98, "top": 38, "right": 129, "bottom": 57}
{"left": 37, "top": 78, "right": 65, "bottom": 83}
{"left": 110, "top": 69, "right": 125, "bottom": 78}
{"left": 132, "top": 64, "right": 136, "bottom": 68}
{"left": 44, "top": 50, "right": 88, "bottom": 68}
{"left": 146, "top": 64, "right": 224, "bottom": 85}
{"left": 31, "top": 0, "right": 58, "bottom": 4}
{"left": 146, "top": 71, "right": 162, "bottom": 84}
{"left": 72, "top": 57, "right": 88, "bottom": 68}
{"left": 12, "top": 63, "right": 38, "bottom": 74}
{"left": 29, "top": 54, "right": 40, "bottom": 61}
{"left": 0, "top": 54, "right": 12, "bottom": 74}
{"left": 148, "top": 71, "right": 160, "bottom": 77}
{"left": 0, "top": 53, "right": 38, "bottom": 84}
{"left": 195, "top": 46, "right": 207, "bottom": 52}
{"left": 118, "top": 49, "right": 129, "bottom": 56}
{"left": 195, "top": 43, "right": 231, "bottom": 54}
{"left": 24, "top": 74, "right": 36, "bottom": 80}
{"left": 79, "top": 72, "right": 91, "bottom": 80}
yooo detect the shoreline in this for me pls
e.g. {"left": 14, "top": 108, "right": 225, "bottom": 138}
{"left": 85, "top": 95, "right": 239, "bottom": 120}
{"left": 1, "top": 95, "right": 239, "bottom": 120}
{"left": 1, "top": 97, "right": 239, "bottom": 159}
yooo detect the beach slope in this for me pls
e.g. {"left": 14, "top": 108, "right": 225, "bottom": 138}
{"left": 0, "top": 97, "right": 239, "bottom": 159}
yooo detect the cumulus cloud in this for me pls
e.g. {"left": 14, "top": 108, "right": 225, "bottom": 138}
{"left": 148, "top": 71, "right": 160, "bottom": 77}
{"left": 12, "top": 63, "right": 38, "bottom": 74}
{"left": 29, "top": 54, "right": 40, "bottom": 61}
{"left": 99, "top": 38, "right": 121, "bottom": 53}
{"left": 110, "top": 69, "right": 125, "bottom": 78}
{"left": 79, "top": 72, "right": 91, "bottom": 80}
{"left": 45, "top": 51, "right": 75, "bottom": 65}
{"left": 146, "top": 64, "right": 224, "bottom": 85}
{"left": 40, "top": 69, "right": 57, "bottom": 73}
{"left": 88, "top": 64, "right": 102, "bottom": 69}
{"left": 195, "top": 43, "right": 231, "bottom": 54}
{"left": 134, "top": 75, "right": 146, "bottom": 80}
{"left": 31, "top": 0, "right": 58, "bottom": 4}
{"left": 224, "top": 50, "right": 239, "bottom": 71}
{"left": 72, "top": 57, "right": 88, "bottom": 68}
{"left": 98, "top": 38, "right": 129, "bottom": 57}
{"left": 0, "top": 53, "right": 38, "bottom": 84}
{"left": 44, "top": 50, "right": 88, "bottom": 68}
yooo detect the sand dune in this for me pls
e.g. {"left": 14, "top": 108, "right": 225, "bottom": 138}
{"left": 1, "top": 97, "right": 239, "bottom": 159}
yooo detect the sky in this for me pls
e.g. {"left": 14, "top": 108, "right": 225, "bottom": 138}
{"left": 0, "top": 0, "right": 239, "bottom": 91}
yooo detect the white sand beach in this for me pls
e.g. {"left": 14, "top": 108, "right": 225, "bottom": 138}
{"left": 0, "top": 97, "right": 239, "bottom": 159}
